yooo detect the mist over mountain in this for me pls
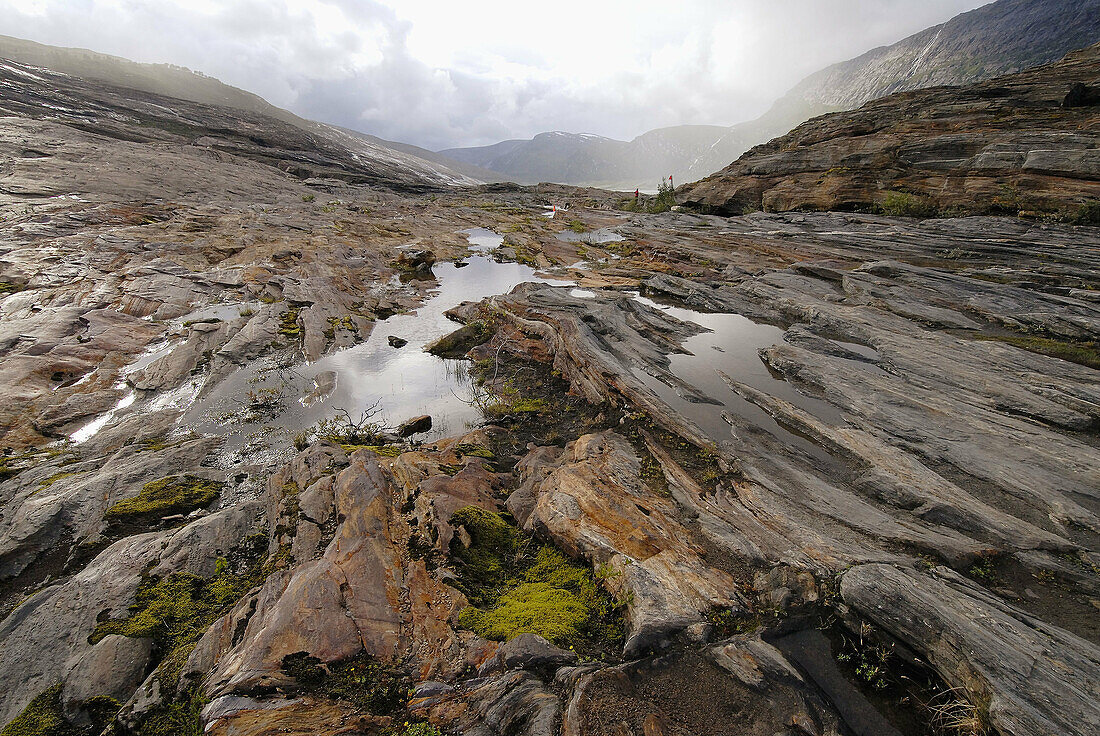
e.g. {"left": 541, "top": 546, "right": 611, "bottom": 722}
{"left": 443, "top": 0, "right": 1100, "bottom": 190}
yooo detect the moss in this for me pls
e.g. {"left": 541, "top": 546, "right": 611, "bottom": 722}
{"left": 278, "top": 307, "right": 302, "bottom": 339}
{"left": 1, "top": 685, "right": 71, "bottom": 736}
{"left": 37, "top": 472, "right": 80, "bottom": 490}
{"left": 0, "top": 281, "right": 27, "bottom": 296}
{"left": 459, "top": 582, "right": 589, "bottom": 644}
{"left": 453, "top": 444, "right": 494, "bottom": 459}
{"left": 103, "top": 475, "right": 221, "bottom": 522}
{"left": 90, "top": 535, "right": 267, "bottom": 692}
{"left": 133, "top": 687, "right": 207, "bottom": 736}
{"left": 281, "top": 651, "right": 408, "bottom": 714}
{"left": 974, "top": 334, "right": 1100, "bottom": 370}
{"left": 449, "top": 506, "right": 521, "bottom": 604}
{"left": 451, "top": 507, "right": 624, "bottom": 654}
{"left": 344, "top": 444, "right": 403, "bottom": 457}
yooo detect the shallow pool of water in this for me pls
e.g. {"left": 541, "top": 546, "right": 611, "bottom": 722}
{"left": 628, "top": 294, "right": 843, "bottom": 461}
{"left": 180, "top": 237, "right": 570, "bottom": 451}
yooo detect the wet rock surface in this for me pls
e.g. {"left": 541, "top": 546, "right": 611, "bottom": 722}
{"left": 1, "top": 50, "right": 1099, "bottom": 736}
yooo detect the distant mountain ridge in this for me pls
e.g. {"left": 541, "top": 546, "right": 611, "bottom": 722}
{"left": 443, "top": 0, "right": 1100, "bottom": 189}
{"left": 441, "top": 127, "right": 725, "bottom": 189}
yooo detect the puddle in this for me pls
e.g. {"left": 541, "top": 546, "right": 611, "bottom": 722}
{"left": 629, "top": 294, "right": 844, "bottom": 462}
{"left": 555, "top": 227, "right": 625, "bottom": 244}
{"left": 179, "top": 232, "right": 570, "bottom": 453}
{"left": 169, "top": 301, "right": 262, "bottom": 329}
{"left": 462, "top": 227, "right": 504, "bottom": 252}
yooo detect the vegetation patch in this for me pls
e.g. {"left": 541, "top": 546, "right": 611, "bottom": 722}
{"left": 281, "top": 651, "right": 408, "bottom": 714}
{"left": 278, "top": 306, "right": 302, "bottom": 339}
{"left": 103, "top": 475, "right": 221, "bottom": 523}
{"left": 1, "top": 684, "right": 70, "bottom": 736}
{"left": 878, "top": 191, "right": 940, "bottom": 219}
{"left": 973, "top": 334, "right": 1100, "bottom": 370}
{"left": 36, "top": 472, "right": 81, "bottom": 490}
{"left": 450, "top": 507, "right": 624, "bottom": 656}
{"left": 0, "top": 281, "right": 27, "bottom": 296}
{"left": 90, "top": 533, "right": 268, "bottom": 691}
{"left": 1, "top": 686, "right": 124, "bottom": 736}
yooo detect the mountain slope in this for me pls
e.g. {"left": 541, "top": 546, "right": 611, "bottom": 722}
{"left": 0, "top": 56, "right": 482, "bottom": 191}
{"left": 0, "top": 34, "right": 493, "bottom": 187}
{"left": 443, "top": 0, "right": 1100, "bottom": 188}
{"left": 687, "top": 0, "right": 1100, "bottom": 181}
{"left": 679, "top": 43, "right": 1100, "bottom": 217}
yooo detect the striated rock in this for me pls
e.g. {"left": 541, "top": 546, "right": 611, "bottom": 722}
{"left": 841, "top": 564, "right": 1100, "bottom": 736}
{"left": 514, "top": 432, "right": 744, "bottom": 655}
{"left": 478, "top": 633, "right": 578, "bottom": 676}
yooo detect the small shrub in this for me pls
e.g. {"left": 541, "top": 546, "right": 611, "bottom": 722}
{"left": 302, "top": 194, "right": 316, "bottom": 202}
{"left": 879, "top": 191, "right": 939, "bottom": 218}
{"left": 281, "top": 651, "right": 407, "bottom": 714}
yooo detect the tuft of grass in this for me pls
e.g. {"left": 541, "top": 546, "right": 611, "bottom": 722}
{"left": 929, "top": 688, "right": 990, "bottom": 735}
{"left": 878, "top": 191, "right": 940, "bottom": 218}
{"left": 103, "top": 475, "right": 221, "bottom": 522}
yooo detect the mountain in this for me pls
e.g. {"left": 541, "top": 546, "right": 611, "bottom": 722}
{"left": 443, "top": 0, "right": 1100, "bottom": 189}
{"left": 0, "top": 34, "right": 497, "bottom": 187}
{"left": 441, "top": 126, "right": 726, "bottom": 190}
{"left": 679, "top": 42, "right": 1100, "bottom": 217}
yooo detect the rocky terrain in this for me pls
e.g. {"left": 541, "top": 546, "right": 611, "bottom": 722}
{"left": 1, "top": 42, "right": 1100, "bottom": 736}
{"left": 442, "top": 0, "right": 1100, "bottom": 189}
{"left": 680, "top": 42, "right": 1100, "bottom": 217}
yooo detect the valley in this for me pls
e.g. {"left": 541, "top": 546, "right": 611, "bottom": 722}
{"left": 0, "top": 10, "right": 1099, "bottom": 736}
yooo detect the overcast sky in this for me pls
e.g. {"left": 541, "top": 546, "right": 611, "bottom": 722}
{"left": 3, "top": 0, "right": 989, "bottom": 150}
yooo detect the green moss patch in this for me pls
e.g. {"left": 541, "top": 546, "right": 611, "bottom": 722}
{"left": 278, "top": 307, "right": 302, "bottom": 339}
{"left": 0, "top": 687, "right": 119, "bottom": 736}
{"left": 450, "top": 507, "right": 623, "bottom": 655}
{"left": 37, "top": 472, "right": 81, "bottom": 490}
{"left": 1, "top": 685, "right": 69, "bottom": 736}
{"left": 103, "top": 475, "right": 221, "bottom": 523}
{"left": 91, "top": 534, "right": 267, "bottom": 690}
{"left": 0, "top": 281, "right": 27, "bottom": 296}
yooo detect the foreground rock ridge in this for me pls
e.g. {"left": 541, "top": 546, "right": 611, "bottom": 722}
{"left": 1, "top": 47, "right": 1099, "bottom": 736}
{"left": 681, "top": 42, "right": 1100, "bottom": 217}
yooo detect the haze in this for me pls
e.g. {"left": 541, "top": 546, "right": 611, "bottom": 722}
{"left": 2, "top": 0, "right": 989, "bottom": 150}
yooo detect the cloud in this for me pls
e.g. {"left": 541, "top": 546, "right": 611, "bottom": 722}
{"left": 0, "top": 0, "right": 989, "bottom": 149}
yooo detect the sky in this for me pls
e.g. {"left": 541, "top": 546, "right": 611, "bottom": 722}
{"left": 2, "top": 0, "right": 990, "bottom": 150}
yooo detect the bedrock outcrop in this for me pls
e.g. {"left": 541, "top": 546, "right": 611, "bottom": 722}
{"left": 681, "top": 43, "right": 1100, "bottom": 217}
